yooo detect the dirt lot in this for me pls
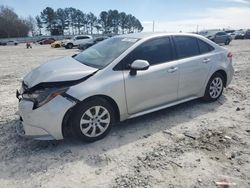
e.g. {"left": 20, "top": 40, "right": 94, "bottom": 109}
{"left": 0, "top": 41, "right": 249, "bottom": 188}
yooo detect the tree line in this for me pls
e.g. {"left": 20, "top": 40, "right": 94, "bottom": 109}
{"left": 37, "top": 7, "right": 143, "bottom": 36}
{"left": 0, "top": 5, "right": 143, "bottom": 38}
{"left": 0, "top": 6, "right": 32, "bottom": 38}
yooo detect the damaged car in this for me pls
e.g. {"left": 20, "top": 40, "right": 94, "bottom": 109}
{"left": 16, "top": 33, "right": 234, "bottom": 142}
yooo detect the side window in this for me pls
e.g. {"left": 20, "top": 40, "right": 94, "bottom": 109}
{"left": 174, "top": 36, "right": 200, "bottom": 59}
{"left": 76, "top": 36, "right": 90, "bottom": 40}
{"left": 123, "top": 37, "right": 174, "bottom": 67}
{"left": 217, "top": 32, "right": 226, "bottom": 36}
{"left": 197, "top": 39, "right": 214, "bottom": 54}
{"left": 96, "top": 38, "right": 103, "bottom": 41}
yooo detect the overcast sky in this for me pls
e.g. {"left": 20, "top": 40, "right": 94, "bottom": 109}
{"left": 0, "top": 0, "right": 250, "bottom": 32}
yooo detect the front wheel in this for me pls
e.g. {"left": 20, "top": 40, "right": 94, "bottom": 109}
{"left": 202, "top": 73, "right": 225, "bottom": 102}
{"left": 70, "top": 98, "right": 115, "bottom": 142}
{"left": 225, "top": 39, "right": 230, "bottom": 45}
{"left": 66, "top": 43, "right": 73, "bottom": 49}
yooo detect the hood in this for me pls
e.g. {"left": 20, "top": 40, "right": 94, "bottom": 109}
{"left": 23, "top": 56, "right": 97, "bottom": 88}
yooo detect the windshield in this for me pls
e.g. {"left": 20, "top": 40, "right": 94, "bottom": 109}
{"left": 74, "top": 37, "right": 139, "bottom": 69}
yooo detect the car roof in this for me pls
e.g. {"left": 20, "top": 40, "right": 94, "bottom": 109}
{"left": 75, "top": 35, "right": 91, "bottom": 37}
{"left": 115, "top": 32, "right": 204, "bottom": 39}
{"left": 113, "top": 32, "right": 220, "bottom": 50}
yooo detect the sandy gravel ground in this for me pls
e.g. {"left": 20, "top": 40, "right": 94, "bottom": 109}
{"left": 0, "top": 41, "right": 249, "bottom": 188}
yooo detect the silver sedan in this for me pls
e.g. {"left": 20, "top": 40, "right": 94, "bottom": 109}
{"left": 17, "top": 33, "right": 234, "bottom": 142}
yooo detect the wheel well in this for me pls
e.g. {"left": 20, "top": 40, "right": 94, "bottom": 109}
{"left": 62, "top": 95, "right": 120, "bottom": 138}
{"left": 215, "top": 70, "right": 227, "bottom": 87}
{"left": 88, "top": 95, "right": 120, "bottom": 122}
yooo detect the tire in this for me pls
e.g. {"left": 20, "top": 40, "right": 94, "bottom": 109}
{"left": 55, "top": 44, "right": 60, "bottom": 48}
{"left": 66, "top": 43, "right": 73, "bottom": 49}
{"left": 70, "top": 97, "right": 115, "bottom": 142}
{"left": 225, "top": 39, "right": 230, "bottom": 45}
{"left": 202, "top": 72, "right": 225, "bottom": 102}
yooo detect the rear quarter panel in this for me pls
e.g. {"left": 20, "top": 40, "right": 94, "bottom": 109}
{"left": 198, "top": 48, "right": 233, "bottom": 96}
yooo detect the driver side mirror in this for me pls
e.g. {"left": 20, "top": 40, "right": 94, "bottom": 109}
{"left": 129, "top": 60, "right": 150, "bottom": 76}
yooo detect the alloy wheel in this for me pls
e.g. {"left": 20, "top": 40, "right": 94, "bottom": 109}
{"left": 79, "top": 106, "right": 110, "bottom": 138}
{"left": 209, "top": 77, "right": 223, "bottom": 99}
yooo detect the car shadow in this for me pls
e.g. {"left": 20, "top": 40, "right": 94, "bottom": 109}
{"left": 0, "top": 95, "right": 227, "bottom": 180}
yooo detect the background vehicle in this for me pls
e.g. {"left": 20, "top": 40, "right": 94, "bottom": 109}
{"left": 17, "top": 33, "right": 234, "bottom": 142}
{"left": 51, "top": 40, "right": 63, "bottom": 48}
{"left": 245, "top": 29, "right": 250, "bottom": 39}
{"left": 62, "top": 35, "right": 92, "bottom": 49}
{"left": 39, "top": 38, "right": 55, "bottom": 45}
{"left": 225, "top": 30, "right": 236, "bottom": 39}
{"left": 204, "top": 31, "right": 232, "bottom": 45}
{"left": 6, "top": 40, "right": 18, "bottom": 45}
{"left": 0, "top": 41, "right": 7, "bottom": 46}
{"left": 36, "top": 38, "right": 46, "bottom": 43}
{"left": 78, "top": 36, "right": 108, "bottom": 50}
{"left": 234, "top": 30, "right": 246, "bottom": 39}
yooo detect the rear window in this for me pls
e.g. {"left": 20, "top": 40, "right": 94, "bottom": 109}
{"left": 197, "top": 39, "right": 214, "bottom": 54}
{"left": 174, "top": 36, "right": 200, "bottom": 59}
{"left": 216, "top": 32, "right": 226, "bottom": 36}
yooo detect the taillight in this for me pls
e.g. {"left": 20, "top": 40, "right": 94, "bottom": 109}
{"left": 227, "top": 52, "right": 233, "bottom": 59}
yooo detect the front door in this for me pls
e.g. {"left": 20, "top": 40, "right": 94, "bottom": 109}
{"left": 121, "top": 37, "right": 179, "bottom": 114}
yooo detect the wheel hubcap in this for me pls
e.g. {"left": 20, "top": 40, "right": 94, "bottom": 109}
{"left": 80, "top": 106, "right": 110, "bottom": 137}
{"left": 209, "top": 77, "right": 223, "bottom": 99}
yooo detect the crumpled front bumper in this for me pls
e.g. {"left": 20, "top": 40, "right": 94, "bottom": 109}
{"left": 17, "top": 95, "right": 75, "bottom": 140}
{"left": 16, "top": 118, "right": 55, "bottom": 140}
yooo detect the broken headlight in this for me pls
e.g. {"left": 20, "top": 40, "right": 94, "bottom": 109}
{"left": 22, "top": 87, "right": 69, "bottom": 109}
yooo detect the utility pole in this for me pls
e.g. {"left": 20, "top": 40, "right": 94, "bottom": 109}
{"left": 153, "top": 21, "right": 155, "bottom": 32}
{"left": 196, "top": 25, "right": 199, "bottom": 34}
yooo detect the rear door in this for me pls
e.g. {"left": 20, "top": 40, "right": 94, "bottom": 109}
{"left": 173, "top": 36, "right": 214, "bottom": 99}
{"left": 122, "top": 37, "right": 179, "bottom": 114}
{"left": 75, "top": 36, "right": 91, "bottom": 45}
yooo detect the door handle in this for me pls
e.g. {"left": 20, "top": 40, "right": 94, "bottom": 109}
{"left": 203, "top": 58, "right": 210, "bottom": 63}
{"left": 168, "top": 67, "right": 178, "bottom": 73}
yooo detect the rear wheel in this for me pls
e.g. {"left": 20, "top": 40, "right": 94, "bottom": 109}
{"left": 202, "top": 72, "right": 225, "bottom": 102}
{"left": 70, "top": 98, "right": 115, "bottom": 142}
{"left": 66, "top": 43, "right": 73, "bottom": 49}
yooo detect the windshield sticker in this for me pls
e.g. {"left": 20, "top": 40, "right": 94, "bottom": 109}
{"left": 122, "top": 38, "right": 138, "bottom": 42}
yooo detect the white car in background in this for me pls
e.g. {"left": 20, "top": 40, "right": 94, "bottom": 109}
{"left": 62, "top": 35, "right": 92, "bottom": 49}
{"left": 16, "top": 33, "right": 234, "bottom": 142}
{"left": 7, "top": 40, "right": 19, "bottom": 45}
